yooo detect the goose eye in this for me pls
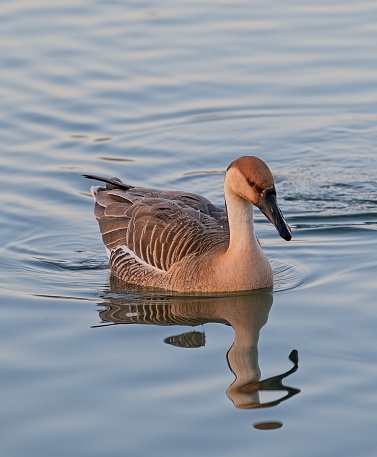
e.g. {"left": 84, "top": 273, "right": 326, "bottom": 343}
{"left": 247, "top": 179, "right": 255, "bottom": 187}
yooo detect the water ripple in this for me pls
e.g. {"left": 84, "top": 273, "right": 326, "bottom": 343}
{"left": 272, "top": 258, "right": 309, "bottom": 292}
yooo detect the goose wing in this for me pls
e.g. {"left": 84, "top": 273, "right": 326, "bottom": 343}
{"left": 89, "top": 178, "right": 229, "bottom": 272}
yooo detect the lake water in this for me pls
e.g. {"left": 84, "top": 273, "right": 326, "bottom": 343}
{"left": 1, "top": 0, "right": 377, "bottom": 455}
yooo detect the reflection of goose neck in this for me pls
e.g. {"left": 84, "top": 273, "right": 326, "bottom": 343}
{"left": 225, "top": 294, "right": 273, "bottom": 409}
{"left": 226, "top": 345, "right": 261, "bottom": 408}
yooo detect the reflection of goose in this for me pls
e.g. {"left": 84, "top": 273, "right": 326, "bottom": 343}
{"left": 97, "top": 290, "right": 300, "bottom": 410}
{"left": 85, "top": 156, "right": 291, "bottom": 293}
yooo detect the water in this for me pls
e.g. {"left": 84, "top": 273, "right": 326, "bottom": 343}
{"left": 1, "top": 0, "right": 377, "bottom": 455}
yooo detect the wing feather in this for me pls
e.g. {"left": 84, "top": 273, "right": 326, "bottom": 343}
{"left": 90, "top": 180, "right": 229, "bottom": 274}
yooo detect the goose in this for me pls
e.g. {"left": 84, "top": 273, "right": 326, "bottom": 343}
{"left": 84, "top": 156, "right": 291, "bottom": 293}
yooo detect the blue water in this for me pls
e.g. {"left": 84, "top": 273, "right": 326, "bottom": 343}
{"left": 1, "top": 0, "right": 377, "bottom": 456}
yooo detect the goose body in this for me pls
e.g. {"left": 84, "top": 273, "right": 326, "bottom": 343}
{"left": 85, "top": 156, "right": 291, "bottom": 293}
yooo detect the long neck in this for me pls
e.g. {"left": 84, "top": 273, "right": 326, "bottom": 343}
{"left": 219, "top": 174, "right": 273, "bottom": 291}
{"left": 224, "top": 181, "right": 259, "bottom": 257}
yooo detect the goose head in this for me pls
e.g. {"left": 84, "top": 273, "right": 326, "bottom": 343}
{"left": 226, "top": 156, "right": 292, "bottom": 241}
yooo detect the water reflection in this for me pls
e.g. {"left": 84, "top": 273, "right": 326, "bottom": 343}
{"left": 97, "top": 288, "right": 300, "bottom": 412}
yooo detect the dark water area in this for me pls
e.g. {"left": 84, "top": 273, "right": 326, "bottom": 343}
{"left": 1, "top": 1, "right": 377, "bottom": 456}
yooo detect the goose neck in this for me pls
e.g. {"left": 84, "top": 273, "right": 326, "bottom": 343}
{"left": 224, "top": 184, "right": 256, "bottom": 248}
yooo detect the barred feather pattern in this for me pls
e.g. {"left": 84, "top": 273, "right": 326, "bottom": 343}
{"left": 91, "top": 181, "right": 229, "bottom": 290}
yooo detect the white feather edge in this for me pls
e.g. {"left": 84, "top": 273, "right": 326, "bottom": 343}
{"left": 90, "top": 185, "right": 101, "bottom": 200}
{"left": 111, "top": 244, "right": 166, "bottom": 274}
{"left": 90, "top": 185, "right": 167, "bottom": 275}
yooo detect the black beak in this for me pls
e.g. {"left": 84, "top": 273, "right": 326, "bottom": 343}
{"left": 258, "top": 187, "right": 292, "bottom": 241}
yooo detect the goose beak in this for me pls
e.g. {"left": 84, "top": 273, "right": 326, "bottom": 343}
{"left": 258, "top": 187, "right": 292, "bottom": 241}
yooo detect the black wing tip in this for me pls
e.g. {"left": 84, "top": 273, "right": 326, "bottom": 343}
{"left": 82, "top": 173, "right": 108, "bottom": 182}
{"left": 83, "top": 174, "right": 134, "bottom": 191}
{"left": 83, "top": 173, "right": 111, "bottom": 182}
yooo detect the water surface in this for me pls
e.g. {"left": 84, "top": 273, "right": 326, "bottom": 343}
{"left": 1, "top": 1, "right": 377, "bottom": 456}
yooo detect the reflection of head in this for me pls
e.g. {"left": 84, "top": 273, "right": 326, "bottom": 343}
{"left": 227, "top": 349, "right": 300, "bottom": 409}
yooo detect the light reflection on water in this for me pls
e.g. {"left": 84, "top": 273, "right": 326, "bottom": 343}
{"left": 1, "top": 0, "right": 377, "bottom": 456}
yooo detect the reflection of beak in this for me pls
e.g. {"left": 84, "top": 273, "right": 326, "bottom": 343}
{"left": 258, "top": 187, "right": 292, "bottom": 241}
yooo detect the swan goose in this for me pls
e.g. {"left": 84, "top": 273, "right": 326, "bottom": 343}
{"left": 85, "top": 156, "right": 291, "bottom": 293}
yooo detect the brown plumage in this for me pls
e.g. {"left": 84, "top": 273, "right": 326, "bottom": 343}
{"left": 85, "top": 156, "right": 291, "bottom": 293}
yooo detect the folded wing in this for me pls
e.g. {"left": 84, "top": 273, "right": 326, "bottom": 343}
{"left": 91, "top": 181, "right": 229, "bottom": 273}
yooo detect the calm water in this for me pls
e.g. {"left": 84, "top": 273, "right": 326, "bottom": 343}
{"left": 1, "top": 0, "right": 377, "bottom": 456}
